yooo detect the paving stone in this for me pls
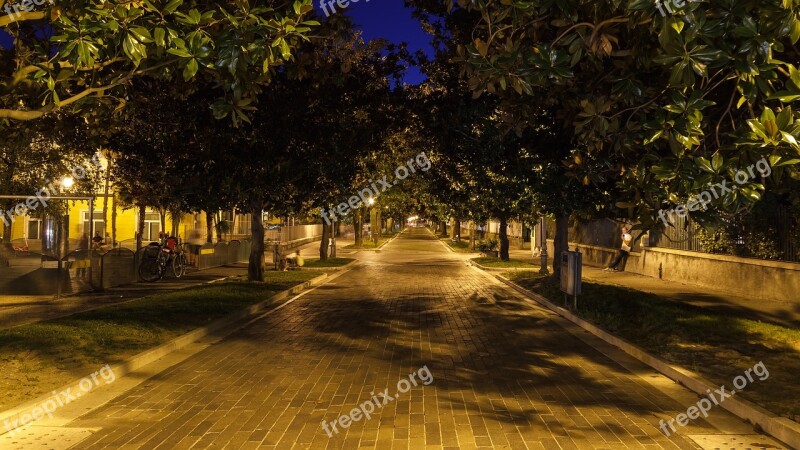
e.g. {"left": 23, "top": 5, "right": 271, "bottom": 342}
{"left": 63, "top": 228, "right": 759, "bottom": 449}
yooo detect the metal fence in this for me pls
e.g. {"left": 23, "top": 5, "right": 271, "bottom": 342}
{"left": 649, "top": 205, "right": 799, "bottom": 262}
{"left": 648, "top": 215, "right": 703, "bottom": 253}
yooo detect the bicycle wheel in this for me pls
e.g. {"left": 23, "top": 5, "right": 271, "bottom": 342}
{"left": 171, "top": 253, "right": 186, "bottom": 278}
{"left": 138, "top": 258, "right": 160, "bottom": 282}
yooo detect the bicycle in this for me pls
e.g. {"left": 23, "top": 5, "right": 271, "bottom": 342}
{"left": 138, "top": 241, "right": 186, "bottom": 282}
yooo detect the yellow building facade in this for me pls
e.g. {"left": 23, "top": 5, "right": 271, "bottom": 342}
{"left": 1, "top": 200, "right": 211, "bottom": 252}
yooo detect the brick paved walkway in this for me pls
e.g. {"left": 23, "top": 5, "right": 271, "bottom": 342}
{"left": 63, "top": 228, "right": 761, "bottom": 449}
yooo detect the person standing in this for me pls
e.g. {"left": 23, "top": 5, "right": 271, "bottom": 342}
{"left": 604, "top": 226, "right": 633, "bottom": 271}
{"left": 186, "top": 228, "right": 204, "bottom": 267}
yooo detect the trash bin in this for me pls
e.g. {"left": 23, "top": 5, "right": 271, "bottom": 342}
{"left": 560, "top": 250, "right": 582, "bottom": 309}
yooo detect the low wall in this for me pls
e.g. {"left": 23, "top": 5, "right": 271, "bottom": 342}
{"left": 457, "top": 224, "right": 525, "bottom": 248}
{"left": 546, "top": 240, "right": 800, "bottom": 303}
{"left": 264, "top": 224, "right": 323, "bottom": 242}
{"left": 633, "top": 247, "right": 800, "bottom": 303}
{"left": 99, "top": 248, "right": 137, "bottom": 289}
{"left": 0, "top": 249, "right": 136, "bottom": 296}
{"left": 198, "top": 240, "right": 251, "bottom": 270}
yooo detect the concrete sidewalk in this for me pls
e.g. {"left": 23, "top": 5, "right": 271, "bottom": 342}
{"left": 505, "top": 248, "right": 800, "bottom": 329}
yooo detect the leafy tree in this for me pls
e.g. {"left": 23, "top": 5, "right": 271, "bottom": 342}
{"left": 1, "top": 0, "right": 318, "bottom": 124}
{"left": 0, "top": 114, "right": 97, "bottom": 246}
{"left": 207, "top": 31, "right": 407, "bottom": 279}
{"left": 413, "top": 0, "right": 800, "bottom": 272}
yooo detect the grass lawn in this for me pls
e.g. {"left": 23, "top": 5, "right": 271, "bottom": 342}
{"left": 345, "top": 239, "right": 388, "bottom": 249}
{"left": 0, "top": 271, "right": 318, "bottom": 412}
{"left": 472, "top": 257, "right": 538, "bottom": 269}
{"left": 504, "top": 271, "right": 800, "bottom": 421}
{"left": 302, "top": 257, "right": 355, "bottom": 268}
{"left": 441, "top": 238, "right": 475, "bottom": 253}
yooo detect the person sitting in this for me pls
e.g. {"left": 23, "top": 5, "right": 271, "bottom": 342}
{"left": 280, "top": 250, "right": 304, "bottom": 271}
{"left": 604, "top": 226, "right": 633, "bottom": 272}
{"left": 91, "top": 231, "right": 108, "bottom": 253}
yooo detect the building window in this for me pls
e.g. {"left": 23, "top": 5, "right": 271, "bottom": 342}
{"left": 143, "top": 212, "right": 161, "bottom": 241}
{"left": 27, "top": 218, "right": 42, "bottom": 240}
{"left": 81, "top": 211, "right": 105, "bottom": 236}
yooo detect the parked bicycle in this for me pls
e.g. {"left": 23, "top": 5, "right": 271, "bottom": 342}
{"left": 138, "top": 238, "right": 186, "bottom": 282}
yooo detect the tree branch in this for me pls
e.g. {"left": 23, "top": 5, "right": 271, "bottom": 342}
{"left": 0, "top": 59, "right": 178, "bottom": 121}
{"left": 0, "top": 10, "right": 46, "bottom": 27}
{"left": 12, "top": 58, "right": 126, "bottom": 86}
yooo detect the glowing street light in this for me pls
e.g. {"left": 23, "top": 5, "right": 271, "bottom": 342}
{"left": 60, "top": 176, "right": 75, "bottom": 189}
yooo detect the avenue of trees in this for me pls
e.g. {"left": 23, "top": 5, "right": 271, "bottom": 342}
{"left": 2, "top": 0, "right": 799, "bottom": 278}
{"left": 406, "top": 0, "right": 800, "bottom": 273}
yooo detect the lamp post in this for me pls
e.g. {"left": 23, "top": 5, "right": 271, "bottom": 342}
{"left": 539, "top": 216, "right": 549, "bottom": 275}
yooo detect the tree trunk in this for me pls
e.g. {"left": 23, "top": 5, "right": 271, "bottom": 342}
{"left": 519, "top": 219, "right": 525, "bottom": 250}
{"left": 205, "top": 211, "right": 213, "bottom": 243}
{"left": 171, "top": 211, "right": 180, "bottom": 237}
{"left": 499, "top": 215, "right": 510, "bottom": 261}
{"left": 376, "top": 208, "right": 382, "bottom": 239}
{"left": 552, "top": 212, "right": 569, "bottom": 278}
{"left": 440, "top": 220, "right": 447, "bottom": 237}
{"left": 248, "top": 208, "right": 265, "bottom": 281}
{"left": 319, "top": 216, "right": 330, "bottom": 260}
{"left": 136, "top": 205, "right": 145, "bottom": 253}
{"left": 354, "top": 208, "right": 363, "bottom": 248}
{"left": 111, "top": 195, "right": 117, "bottom": 247}
{"left": 453, "top": 217, "right": 461, "bottom": 242}
{"left": 1, "top": 220, "right": 13, "bottom": 257}
{"left": 370, "top": 207, "right": 378, "bottom": 244}
{"left": 1, "top": 200, "right": 13, "bottom": 246}
{"left": 102, "top": 167, "right": 110, "bottom": 238}
{"left": 159, "top": 210, "right": 166, "bottom": 240}
{"left": 231, "top": 208, "right": 237, "bottom": 239}
{"left": 469, "top": 221, "right": 475, "bottom": 251}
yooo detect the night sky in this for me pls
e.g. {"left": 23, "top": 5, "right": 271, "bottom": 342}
{"left": 0, "top": 1, "right": 432, "bottom": 84}
{"left": 323, "top": 0, "right": 431, "bottom": 85}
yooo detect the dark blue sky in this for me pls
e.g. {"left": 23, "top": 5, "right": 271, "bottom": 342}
{"left": 1, "top": 2, "right": 432, "bottom": 83}
{"left": 318, "top": 0, "right": 431, "bottom": 84}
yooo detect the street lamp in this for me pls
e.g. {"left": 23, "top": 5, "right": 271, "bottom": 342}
{"left": 60, "top": 176, "right": 75, "bottom": 189}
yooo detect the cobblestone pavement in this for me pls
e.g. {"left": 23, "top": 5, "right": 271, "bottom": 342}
{"left": 67, "top": 228, "right": 749, "bottom": 449}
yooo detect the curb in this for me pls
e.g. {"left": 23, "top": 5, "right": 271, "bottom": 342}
{"left": 0, "top": 271, "right": 339, "bottom": 436}
{"left": 469, "top": 260, "right": 540, "bottom": 272}
{"left": 377, "top": 231, "right": 403, "bottom": 249}
{"left": 482, "top": 269, "right": 800, "bottom": 449}
{"left": 299, "top": 259, "right": 359, "bottom": 272}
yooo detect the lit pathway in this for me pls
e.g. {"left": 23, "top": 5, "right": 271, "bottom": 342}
{"left": 63, "top": 228, "right": 771, "bottom": 449}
